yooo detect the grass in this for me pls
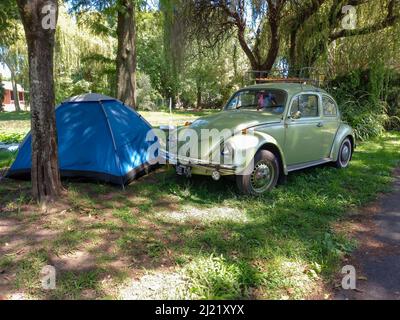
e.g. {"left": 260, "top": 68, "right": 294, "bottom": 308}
{"left": 0, "top": 151, "right": 15, "bottom": 169}
{"left": 0, "top": 112, "right": 31, "bottom": 140}
{"left": 0, "top": 126, "right": 399, "bottom": 299}
{"left": 0, "top": 110, "right": 218, "bottom": 145}
{"left": 140, "top": 109, "right": 218, "bottom": 127}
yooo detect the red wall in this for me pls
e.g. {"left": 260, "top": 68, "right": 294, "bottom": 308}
{"left": 3, "top": 90, "right": 11, "bottom": 104}
{"left": 2, "top": 89, "right": 24, "bottom": 105}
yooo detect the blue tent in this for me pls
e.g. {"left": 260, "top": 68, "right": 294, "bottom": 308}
{"left": 7, "top": 94, "right": 159, "bottom": 185}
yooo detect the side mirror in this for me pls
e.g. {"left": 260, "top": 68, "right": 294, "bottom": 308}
{"left": 290, "top": 111, "right": 302, "bottom": 120}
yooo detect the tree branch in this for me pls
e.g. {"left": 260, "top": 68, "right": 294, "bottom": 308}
{"left": 329, "top": 0, "right": 399, "bottom": 41}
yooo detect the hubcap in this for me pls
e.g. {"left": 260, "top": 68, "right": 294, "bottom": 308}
{"left": 340, "top": 143, "right": 351, "bottom": 166}
{"left": 250, "top": 161, "right": 274, "bottom": 193}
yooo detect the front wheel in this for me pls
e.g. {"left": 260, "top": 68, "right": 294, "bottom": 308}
{"left": 236, "top": 150, "right": 280, "bottom": 196}
{"left": 335, "top": 138, "right": 352, "bottom": 169}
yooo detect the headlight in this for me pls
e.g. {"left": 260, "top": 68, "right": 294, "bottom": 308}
{"left": 221, "top": 143, "right": 234, "bottom": 156}
{"left": 221, "top": 141, "right": 235, "bottom": 161}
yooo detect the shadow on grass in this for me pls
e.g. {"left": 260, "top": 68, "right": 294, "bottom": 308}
{"left": 0, "top": 112, "right": 31, "bottom": 122}
{"left": 0, "top": 133, "right": 399, "bottom": 299}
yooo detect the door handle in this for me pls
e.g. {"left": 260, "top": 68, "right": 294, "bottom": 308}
{"left": 317, "top": 122, "right": 324, "bottom": 128}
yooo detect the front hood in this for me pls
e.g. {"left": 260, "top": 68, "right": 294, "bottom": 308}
{"left": 174, "top": 110, "right": 281, "bottom": 160}
{"left": 187, "top": 110, "right": 282, "bottom": 134}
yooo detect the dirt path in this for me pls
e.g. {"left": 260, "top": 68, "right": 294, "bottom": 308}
{"left": 335, "top": 168, "right": 400, "bottom": 300}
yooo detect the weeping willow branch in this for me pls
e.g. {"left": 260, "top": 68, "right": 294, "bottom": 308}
{"left": 329, "top": 0, "right": 399, "bottom": 41}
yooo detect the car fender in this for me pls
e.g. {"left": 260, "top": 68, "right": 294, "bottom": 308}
{"left": 331, "top": 123, "right": 355, "bottom": 161}
{"left": 226, "top": 130, "right": 288, "bottom": 174}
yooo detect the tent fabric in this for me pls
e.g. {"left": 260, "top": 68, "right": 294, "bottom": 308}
{"left": 63, "top": 93, "right": 115, "bottom": 103}
{"left": 6, "top": 94, "right": 159, "bottom": 185}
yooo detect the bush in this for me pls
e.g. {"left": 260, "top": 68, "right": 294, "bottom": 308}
{"left": 327, "top": 67, "right": 400, "bottom": 141}
{"left": 136, "top": 72, "right": 162, "bottom": 111}
{"left": 337, "top": 93, "right": 388, "bottom": 141}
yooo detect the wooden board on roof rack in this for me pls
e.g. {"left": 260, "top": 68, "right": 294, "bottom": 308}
{"left": 255, "top": 77, "right": 313, "bottom": 84}
{"left": 247, "top": 68, "right": 326, "bottom": 87}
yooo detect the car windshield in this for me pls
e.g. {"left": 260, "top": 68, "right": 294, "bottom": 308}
{"left": 225, "top": 89, "right": 287, "bottom": 115}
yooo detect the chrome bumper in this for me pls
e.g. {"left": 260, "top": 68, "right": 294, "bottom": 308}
{"left": 160, "top": 149, "right": 237, "bottom": 174}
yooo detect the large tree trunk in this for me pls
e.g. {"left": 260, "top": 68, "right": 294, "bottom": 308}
{"left": 17, "top": 0, "right": 62, "bottom": 203}
{"left": 116, "top": 0, "right": 136, "bottom": 108}
{"left": 260, "top": 3, "right": 280, "bottom": 73}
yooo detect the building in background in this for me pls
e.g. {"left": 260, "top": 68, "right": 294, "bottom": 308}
{"left": 1, "top": 81, "right": 26, "bottom": 112}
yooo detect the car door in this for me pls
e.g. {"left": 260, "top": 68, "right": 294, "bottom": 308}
{"left": 284, "top": 93, "right": 326, "bottom": 165}
{"left": 320, "top": 95, "right": 340, "bottom": 158}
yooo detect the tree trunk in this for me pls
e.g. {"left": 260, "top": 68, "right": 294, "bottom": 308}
{"left": 289, "top": 29, "right": 298, "bottom": 76}
{"left": 17, "top": 0, "right": 62, "bottom": 203}
{"left": 10, "top": 73, "right": 21, "bottom": 112}
{"left": 116, "top": 0, "right": 136, "bottom": 108}
{"left": 196, "top": 81, "right": 202, "bottom": 109}
{"left": 260, "top": 9, "right": 280, "bottom": 73}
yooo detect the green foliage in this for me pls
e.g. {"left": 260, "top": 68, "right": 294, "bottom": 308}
{"left": 137, "top": 10, "right": 164, "bottom": 94}
{"left": 0, "top": 132, "right": 25, "bottom": 143}
{"left": 136, "top": 72, "right": 162, "bottom": 110}
{"left": 54, "top": 5, "right": 117, "bottom": 103}
{"left": 328, "top": 65, "right": 400, "bottom": 141}
{"left": 0, "top": 0, "right": 20, "bottom": 46}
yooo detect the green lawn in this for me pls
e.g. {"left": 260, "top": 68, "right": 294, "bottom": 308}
{"left": 0, "top": 131, "right": 399, "bottom": 299}
{"left": 0, "top": 112, "right": 31, "bottom": 143}
{"left": 0, "top": 151, "right": 15, "bottom": 169}
{"left": 0, "top": 110, "right": 218, "bottom": 144}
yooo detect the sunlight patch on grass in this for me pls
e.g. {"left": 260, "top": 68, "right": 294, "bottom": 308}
{"left": 119, "top": 271, "right": 190, "bottom": 300}
{"left": 156, "top": 205, "right": 249, "bottom": 223}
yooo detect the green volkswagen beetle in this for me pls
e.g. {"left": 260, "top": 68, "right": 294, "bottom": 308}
{"left": 165, "top": 82, "right": 355, "bottom": 195}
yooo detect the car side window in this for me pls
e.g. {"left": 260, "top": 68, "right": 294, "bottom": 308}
{"left": 322, "top": 96, "right": 338, "bottom": 117}
{"left": 290, "top": 94, "right": 319, "bottom": 118}
{"left": 226, "top": 95, "right": 238, "bottom": 109}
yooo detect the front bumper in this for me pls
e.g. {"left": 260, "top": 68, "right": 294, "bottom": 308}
{"left": 160, "top": 149, "right": 237, "bottom": 176}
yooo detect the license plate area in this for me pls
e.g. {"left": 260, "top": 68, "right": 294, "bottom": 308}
{"left": 176, "top": 164, "right": 192, "bottom": 177}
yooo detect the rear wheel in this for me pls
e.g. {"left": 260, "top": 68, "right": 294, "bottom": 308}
{"left": 236, "top": 150, "right": 280, "bottom": 196}
{"left": 335, "top": 138, "right": 352, "bottom": 169}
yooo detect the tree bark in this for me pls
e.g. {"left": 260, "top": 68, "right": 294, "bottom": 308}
{"left": 10, "top": 72, "right": 21, "bottom": 112}
{"left": 16, "top": 0, "right": 62, "bottom": 203}
{"left": 289, "top": 29, "right": 298, "bottom": 74}
{"left": 196, "top": 81, "right": 202, "bottom": 109}
{"left": 116, "top": 0, "right": 136, "bottom": 108}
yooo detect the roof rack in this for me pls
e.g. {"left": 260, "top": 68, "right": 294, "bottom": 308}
{"left": 246, "top": 68, "right": 327, "bottom": 88}
{"left": 254, "top": 77, "right": 317, "bottom": 85}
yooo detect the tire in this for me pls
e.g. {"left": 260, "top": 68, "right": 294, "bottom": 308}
{"left": 236, "top": 150, "right": 280, "bottom": 196}
{"left": 335, "top": 138, "right": 352, "bottom": 169}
